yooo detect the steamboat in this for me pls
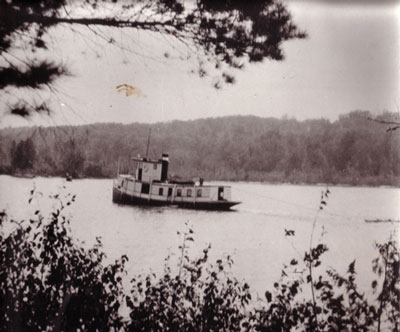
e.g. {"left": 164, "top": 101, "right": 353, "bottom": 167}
{"left": 112, "top": 154, "right": 240, "bottom": 210}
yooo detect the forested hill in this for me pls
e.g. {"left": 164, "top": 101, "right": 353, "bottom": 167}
{"left": 1, "top": 111, "right": 399, "bottom": 186}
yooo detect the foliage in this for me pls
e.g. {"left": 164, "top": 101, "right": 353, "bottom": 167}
{"left": 1, "top": 111, "right": 399, "bottom": 185}
{"left": 59, "top": 139, "right": 86, "bottom": 178}
{"left": 249, "top": 234, "right": 399, "bottom": 332}
{"left": 0, "top": 194, "right": 399, "bottom": 331}
{"left": 371, "top": 239, "right": 400, "bottom": 331}
{"left": 126, "top": 224, "right": 252, "bottom": 332}
{"left": 10, "top": 137, "right": 36, "bottom": 171}
{"left": 0, "top": 0, "right": 305, "bottom": 117}
{"left": 114, "top": 225, "right": 400, "bottom": 332}
{"left": 0, "top": 193, "right": 126, "bottom": 332}
{"left": 251, "top": 188, "right": 399, "bottom": 332}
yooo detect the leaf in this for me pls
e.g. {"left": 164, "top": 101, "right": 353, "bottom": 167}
{"left": 284, "top": 229, "right": 295, "bottom": 236}
{"left": 348, "top": 260, "right": 356, "bottom": 274}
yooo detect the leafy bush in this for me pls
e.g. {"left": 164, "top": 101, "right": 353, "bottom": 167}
{"left": 0, "top": 193, "right": 126, "bottom": 332}
{"left": 126, "top": 224, "right": 252, "bottom": 332}
{"left": 0, "top": 193, "right": 398, "bottom": 331}
{"left": 251, "top": 188, "right": 399, "bottom": 332}
{"left": 251, "top": 236, "right": 399, "bottom": 332}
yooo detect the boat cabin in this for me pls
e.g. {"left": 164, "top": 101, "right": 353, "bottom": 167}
{"left": 133, "top": 153, "right": 169, "bottom": 183}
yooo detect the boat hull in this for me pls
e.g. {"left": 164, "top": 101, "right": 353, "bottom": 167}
{"left": 112, "top": 187, "right": 239, "bottom": 211}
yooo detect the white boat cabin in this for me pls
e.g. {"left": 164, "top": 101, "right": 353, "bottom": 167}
{"left": 133, "top": 153, "right": 169, "bottom": 183}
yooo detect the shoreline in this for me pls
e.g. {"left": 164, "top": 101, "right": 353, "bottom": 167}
{"left": 1, "top": 173, "right": 399, "bottom": 189}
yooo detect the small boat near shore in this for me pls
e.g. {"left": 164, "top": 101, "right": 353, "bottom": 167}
{"left": 112, "top": 153, "right": 240, "bottom": 210}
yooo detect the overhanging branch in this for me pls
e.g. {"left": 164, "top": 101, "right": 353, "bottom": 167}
{"left": 10, "top": 8, "right": 176, "bottom": 31}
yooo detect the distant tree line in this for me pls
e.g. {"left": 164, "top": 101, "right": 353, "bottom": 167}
{"left": 9, "top": 138, "right": 36, "bottom": 171}
{"left": 0, "top": 110, "right": 399, "bottom": 186}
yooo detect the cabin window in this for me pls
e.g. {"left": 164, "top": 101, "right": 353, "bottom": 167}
{"left": 177, "top": 188, "right": 182, "bottom": 197}
{"left": 153, "top": 163, "right": 157, "bottom": 170}
{"left": 218, "top": 187, "right": 224, "bottom": 200}
{"left": 159, "top": 188, "right": 163, "bottom": 196}
{"left": 197, "top": 189, "right": 202, "bottom": 197}
{"left": 187, "top": 189, "right": 192, "bottom": 197}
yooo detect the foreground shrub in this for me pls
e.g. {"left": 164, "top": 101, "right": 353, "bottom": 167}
{"left": 0, "top": 193, "right": 398, "bottom": 331}
{"left": 126, "top": 225, "right": 252, "bottom": 332}
{"left": 250, "top": 188, "right": 399, "bottom": 332}
{"left": 251, "top": 236, "right": 399, "bottom": 332}
{"left": 0, "top": 193, "right": 126, "bottom": 332}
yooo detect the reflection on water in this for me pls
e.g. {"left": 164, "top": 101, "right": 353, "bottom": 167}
{"left": 0, "top": 175, "right": 398, "bottom": 295}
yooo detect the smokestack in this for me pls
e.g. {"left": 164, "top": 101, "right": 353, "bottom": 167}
{"left": 161, "top": 153, "right": 169, "bottom": 181}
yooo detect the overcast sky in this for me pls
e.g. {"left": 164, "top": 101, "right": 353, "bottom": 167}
{"left": 2, "top": 0, "right": 399, "bottom": 128}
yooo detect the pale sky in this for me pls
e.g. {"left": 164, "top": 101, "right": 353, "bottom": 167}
{"left": 1, "top": 0, "right": 399, "bottom": 128}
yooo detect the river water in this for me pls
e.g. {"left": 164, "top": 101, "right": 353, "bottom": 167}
{"left": 0, "top": 175, "right": 398, "bottom": 296}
